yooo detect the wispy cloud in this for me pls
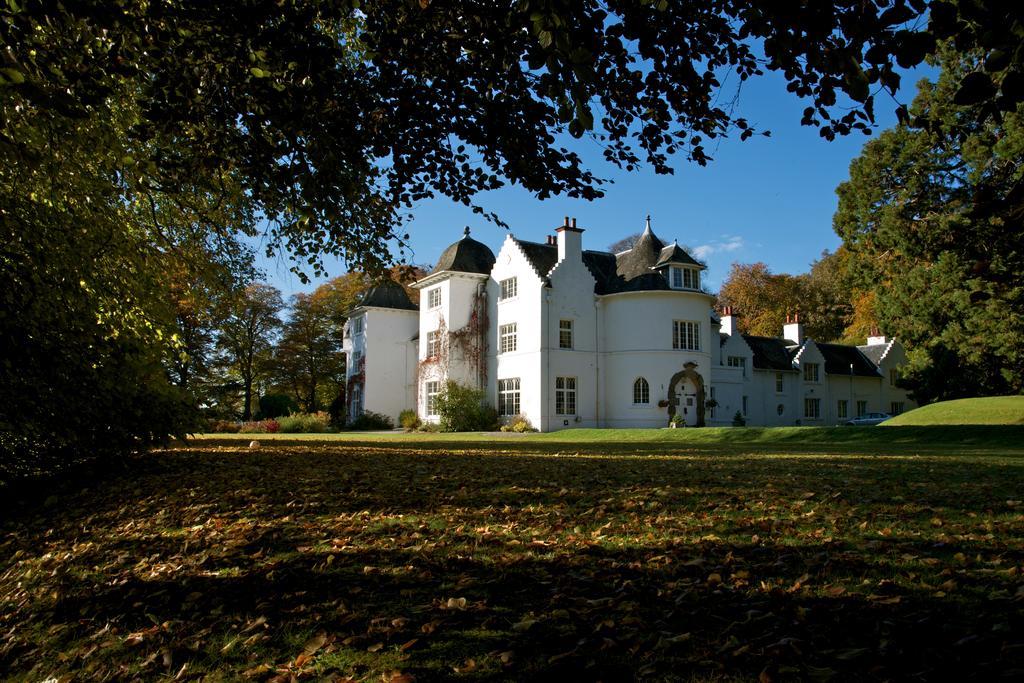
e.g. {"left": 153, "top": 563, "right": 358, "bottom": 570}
{"left": 692, "top": 235, "right": 744, "bottom": 261}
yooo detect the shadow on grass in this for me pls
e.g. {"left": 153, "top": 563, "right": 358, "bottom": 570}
{"left": 2, "top": 443, "right": 1023, "bottom": 680}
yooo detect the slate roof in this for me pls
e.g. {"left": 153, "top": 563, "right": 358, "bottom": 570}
{"left": 857, "top": 343, "right": 887, "bottom": 365}
{"left": 511, "top": 222, "right": 703, "bottom": 295}
{"left": 818, "top": 342, "right": 881, "bottom": 377}
{"left": 655, "top": 242, "right": 705, "bottom": 269}
{"left": 355, "top": 280, "right": 417, "bottom": 311}
{"left": 431, "top": 229, "right": 496, "bottom": 275}
{"left": 742, "top": 335, "right": 800, "bottom": 372}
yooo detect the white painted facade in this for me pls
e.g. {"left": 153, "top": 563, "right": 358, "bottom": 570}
{"left": 353, "top": 219, "right": 916, "bottom": 430}
{"left": 342, "top": 302, "right": 418, "bottom": 425}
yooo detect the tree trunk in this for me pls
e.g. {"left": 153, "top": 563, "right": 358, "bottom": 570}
{"left": 242, "top": 378, "right": 253, "bottom": 421}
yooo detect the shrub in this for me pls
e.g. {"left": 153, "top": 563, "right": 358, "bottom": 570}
{"left": 417, "top": 421, "right": 441, "bottom": 433}
{"left": 732, "top": 410, "right": 746, "bottom": 427}
{"left": 209, "top": 419, "right": 240, "bottom": 433}
{"left": 399, "top": 409, "right": 420, "bottom": 430}
{"left": 278, "top": 411, "right": 331, "bottom": 433}
{"left": 436, "top": 381, "right": 499, "bottom": 432}
{"left": 257, "top": 393, "right": 299, "bottom": 419}
{"left": 347, "top": 410, "right": 394, "bottom": 431}
{"left": 500, "top": 414, "right": 536, "bottom": 433}
{"left": 239, "top": 419, "right": 280, "bottom": 434}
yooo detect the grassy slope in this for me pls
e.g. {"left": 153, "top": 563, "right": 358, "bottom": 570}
{"left": 2, "top": 432, "right": 1023, "bottom": 681}
{"left": 884, "top": 395, "right": 1024, "bottom": 426}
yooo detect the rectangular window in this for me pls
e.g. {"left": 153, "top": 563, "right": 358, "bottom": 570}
{"left": 804, "top": 398, "right": 821, "bottom": 419}
{"left": 497, "top": 378, "right": 521, "bottom": 416}
{"left": 427, "top": 287, "right": 441, "bottom": 309}
{"left": 803, "top": 363, "right": 820, "bottom": 382}
{"left": 426, "top": 329, "right": 440, "bottom": 358}
{"left": 671, "top": 267, "right": 683, "bottom": 289}
{"left": 672, "top": 320, "right": 700, "bottom": 350}
{"left": 683, "top": 268, "right": 699, "bottom": 290}
{"left": 775, "top": 372, "right": 784, "bottom": 393}
{"left": 424, "top": 381, "right": 440, "bottom": 416}
{"left": 499, "top": 323, "right": 517, "bottom": 353}
{"left": 353, "top": 316, "right": 363, "bottom": 335}
{"left": 890, "top": 369, "right": 898, "bottom": 386}
{"left": 856, "top": 400, "right": 868, "bottom": 417}
{"left": 559, "top": 319, "right": 573, "bottom": 349}
{"left": 727, "top": 356, "right": 746, "bottom": 377}
{"left": 555, "top": 376, "right": 577, "bottom": 415}
{"left": 837, "top": 399, "right": 848, "bottom": 419}
{"left": 499, "top": 277, "right": 517, "bottom": 301}
{"left": 351, "top": 385, "right": 362, "bottom": 417}
{"left": 742, "top": 395, "right": 748, "bottom": 416}
{"left": 890, "top": 401, "right": 905, "bottom": 415}
{"left": 353, "top": 349, "right": 362, "bottom": 365}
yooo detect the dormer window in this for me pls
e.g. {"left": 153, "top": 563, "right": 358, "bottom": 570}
{"left": 669, "top": 266, "right": 699, "bottom": 290}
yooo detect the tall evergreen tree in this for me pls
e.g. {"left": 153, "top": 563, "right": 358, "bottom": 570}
{"left": 835, "top": 47, "right": 1024, "bottom": 402}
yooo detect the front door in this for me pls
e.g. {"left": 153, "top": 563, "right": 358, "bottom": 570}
{"left": 674, "top": 380, "right": 699, "bottom": 426}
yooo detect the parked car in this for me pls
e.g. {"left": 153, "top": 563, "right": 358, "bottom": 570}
{"left": 844, "top": 412, "right": 892, "bottom": 426}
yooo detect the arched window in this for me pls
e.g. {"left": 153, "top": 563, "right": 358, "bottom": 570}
{"left": 633, "top": 377, "right": 650, "bottom": 404}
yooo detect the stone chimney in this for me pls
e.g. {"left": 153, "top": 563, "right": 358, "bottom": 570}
{"left": 867, "top": 325, "right": 887, "bottom": 346}
{"left": 556, "top": 216, "right": 584, "bottom": 263}
{"left": 720, "top": 306, "right": 739, "bottom": 337}
{"left": 783, "top": 312, "right": 804, "bottom": 344}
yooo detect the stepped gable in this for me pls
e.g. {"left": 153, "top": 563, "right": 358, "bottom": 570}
{"left": 431, "top": 227, "right": 496, "bottom": 275}
{"left": 857, "top": 343, "right": 887, "bottom": 365}
{"left": 742, "top": 335, "right": 800, "bottom": 372}
{"left": 356, "top": 279, "right": 417, "bottom": 311}
{"left": 817, "top": 342, "right": 881, "bottom": 377}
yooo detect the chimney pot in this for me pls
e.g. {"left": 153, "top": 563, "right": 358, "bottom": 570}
{"left": 564, "top": 216, "right": 570, "bottom": 227}
{"left": 571, "top": 217, "right": 577, "bottom": 228}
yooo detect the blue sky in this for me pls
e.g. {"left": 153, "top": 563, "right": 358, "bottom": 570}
{"left": 258, "top": 63, "right": 935, "bottom": 296}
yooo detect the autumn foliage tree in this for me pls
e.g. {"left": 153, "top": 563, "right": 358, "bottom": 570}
{"left": 217, "top": 284, "right": 285, "bottom": 421}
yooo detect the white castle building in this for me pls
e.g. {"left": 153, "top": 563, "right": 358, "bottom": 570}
{"left": 343, "top": 218, "right": 915, "bottom": 430}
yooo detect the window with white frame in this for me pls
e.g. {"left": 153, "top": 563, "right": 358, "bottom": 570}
{"left": 890, "top": 401, "right": 905, "bottom": 415}
{"left": 775, "top": 372, "right": 784, "bottom": 393}
{"left": 497, "top": 378, "right": 521, "bottom": 416}
{"left": 499, "top": 323, "right": 517, "bottom": 353}
{"left": 683, "top": 268, "right": 699, "bottom": 289}
{"left": 889, "top": 369, "right": 899, "bottom": 386}
{"left": 668, "top": 266, "right": 699, "bottom": 290}
{"left": 499, "top": 277, "right": 517, "bottom": 300}
{"left": 424, "top": 381, "right": 440, "bottom": 416}
{"left": 727, "top": 356, "right": 746, "bottom": 377}
{"left": 803, "top": 362, "right": 820, "bottom": 382}
{"left": 352, "top": 316, "right": 363, "bottom": 335}
{"left": 555, "top": 376, "right": 576, "bottom": 415}
{"left": 672, "top": 320, "right": 700, "bottom": 350}
{"left": 427, "top": 287, "right": 441, "bottom": 309}
{"left": 742, "top": 395, "right": 748, "bottom": 416}
{"left": 633, "top": 377, "right": 650, "bottom": 405}
{"left": 426, "top": 329, "right": 441, "bottom": 358}
{"left": 559, "top": 319, "right": 573, "bottom": 349}
{"left": 776, "top": 403, "right": 785, "bottom": 416}
{"left": 353, "top": 349, "right": 362, "bottom": 365}
{"left": 804, "top": 397, "right": 821, "bottom": 419}
{"left": 838, "top": 400, "right": 848, "bottom": 419}
{"left": 856, "top": 400, "right": 868, "bottom": 416}
{"left": 351, "top": 385, "right": 362, "bottom": 417}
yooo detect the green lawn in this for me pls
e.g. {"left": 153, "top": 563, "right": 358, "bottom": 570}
{"left": 2, "top": 428, "right": 1023, "bottom": 680}
{"left": 884, "top": 395, "right": 1024, "bottom": 426}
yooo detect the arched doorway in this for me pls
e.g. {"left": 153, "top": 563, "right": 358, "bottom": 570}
{"left": 666, "top": 362, "right": 706, "bottom": 427}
